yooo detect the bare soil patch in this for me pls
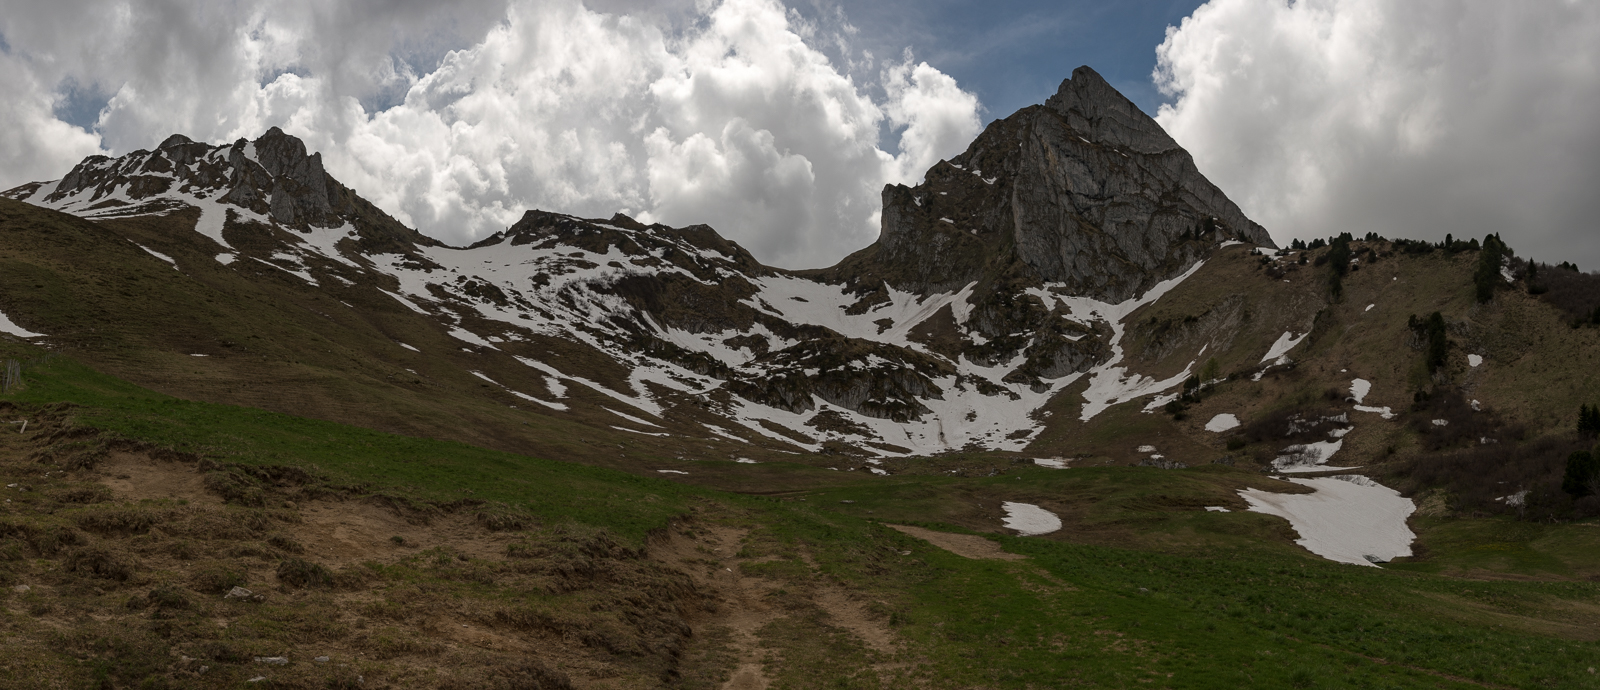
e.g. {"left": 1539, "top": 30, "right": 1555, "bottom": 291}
{"left": 886, "top": 524, "right": 1027, "bottom": 560}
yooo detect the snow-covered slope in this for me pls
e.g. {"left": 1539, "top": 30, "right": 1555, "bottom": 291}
{"left": 3, "top": 125, "right": 1233, "bottom": 458}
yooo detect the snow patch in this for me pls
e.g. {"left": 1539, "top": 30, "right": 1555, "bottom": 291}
{"left": 1204, "top": 506, "right": 1231, "bottom": 512}
{"left": 1260, "top": 331, "right": 1309, "bottom": 364}
{"left": 448, "top": 327, "right": 498, "bottom": 349}
{"left": 1354, "top": 405, "right": 1396, "bottom": 420}
{"left": 615, "top": 427, "right": 669, "bottom": 437}
{"left": 0, "top": 310, "right": 46, "bottom": 339}
{"left": 1205, "top": 414, "right": 1240, "bottom": 432}
{"left": 397, "top": 343, "right": 419, "bottom": 352}
{"left": 1001, "top": 502, "right": 1062, "bottom": 536}
{"left": 1240, "top": 476, "right": 1416, "bottom": 566}
{"left": 378, "top": 289, "right": 429, "bottom": 314}
{"left": 1349, "top": 379, "right": 1371, "bottom": 404}
{"left": 1468, "top": 354, "right": 1483, "bottom": 367}
{"left": 1274, "top": 439, "right": 1354, "bottom": 473}
{"left": 1033, "top": 458, "right": 1069, "bottom": 469}
{"left": 605, "top": 407, "right": 662, "bottom": 428}
{"left": 136, "top": 245, "right": 178, "bottom": 268}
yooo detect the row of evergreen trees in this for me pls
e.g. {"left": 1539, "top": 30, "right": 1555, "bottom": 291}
{"left": 1291, "top": 232, "right": 1519, "bottom": 304}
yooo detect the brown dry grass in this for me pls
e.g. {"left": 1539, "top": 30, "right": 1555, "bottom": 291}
{"left": 0, "top": 409, "right": 925, "bottom": 689}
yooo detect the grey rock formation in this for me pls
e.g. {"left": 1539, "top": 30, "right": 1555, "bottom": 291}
{"left": 21, "top": 128, "right": 433, "bottom": 255}
{"left": 832, "top": 65, "right": 1273, "bottom": 304}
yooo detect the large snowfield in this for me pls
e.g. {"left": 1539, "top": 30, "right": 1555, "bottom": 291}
{"left": 1240, "top": 475, "right": 1416, "bottom": 566}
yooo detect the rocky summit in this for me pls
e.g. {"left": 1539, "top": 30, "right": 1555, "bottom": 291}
{"left": 829, "top": 66, "right": 1271, "bottom": 303}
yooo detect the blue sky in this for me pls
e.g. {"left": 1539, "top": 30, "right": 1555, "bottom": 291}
{"left": 831, "top": 0, "right": 1206, "bottom": 122}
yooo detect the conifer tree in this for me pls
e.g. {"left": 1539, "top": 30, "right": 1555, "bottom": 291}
{"left": 1424, "top": 312, "right": 1449, "bottom": 374}
{"left": 1472, "top": 234, "right": 1506, "bottom": 303}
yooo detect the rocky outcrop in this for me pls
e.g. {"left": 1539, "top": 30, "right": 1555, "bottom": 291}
{"left": 17, "top": 128, "right": 432, "bottom": 255}
{"left": 830, "top": 65, "right": 1273, "bottom": 304}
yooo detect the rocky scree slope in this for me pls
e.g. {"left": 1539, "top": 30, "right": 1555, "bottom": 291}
{"left": 2, "top": 68, "right": 1271, "bottom": 460}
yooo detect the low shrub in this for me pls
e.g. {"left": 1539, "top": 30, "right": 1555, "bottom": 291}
{"left": 64, "top": 546, "right": 136, "bottom": 581}
{"left": 276, "top": 557, "right": 333, "bottom": 588}
{"left": 190, "top": 565, "right": 247, "bottom": 593}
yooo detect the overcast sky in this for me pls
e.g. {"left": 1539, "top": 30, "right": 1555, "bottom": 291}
{"left": 0, "top": 0, "right": 1595, "bottom": 270}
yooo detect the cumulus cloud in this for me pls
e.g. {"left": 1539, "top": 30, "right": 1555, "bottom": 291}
{"left": 0, "top": 0, "right": 981, "bottom": 268}
{"left": 0, "top": 52, "right": 103, "bottom": 185}
{"left": 1154, "top": 0, "right": 1600, "bottom": 268}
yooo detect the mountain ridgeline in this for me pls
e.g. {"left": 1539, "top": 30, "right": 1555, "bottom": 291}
{"left": 2, "top": 66, "right": 1596, "bottom": 516}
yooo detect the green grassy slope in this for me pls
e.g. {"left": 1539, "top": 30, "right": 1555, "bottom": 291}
{"left": 2, "top": 350, "right": 1599, "bottom": 688}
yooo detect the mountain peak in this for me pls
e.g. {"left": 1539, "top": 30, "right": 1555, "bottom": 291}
{"left": 157, "top": 133, "right": 195, "bottom": 149}
{"left": 828, "top": 66, "right": 1272, "bottom": 305}
{"left": 1045, "top": 65, "right": 1180, "bottom": 155}
{"left": 1, "top": 128, "right": 431, "bottom": 255}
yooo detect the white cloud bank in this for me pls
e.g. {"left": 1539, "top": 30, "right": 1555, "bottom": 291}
{"left": 0, "top": 0, "right": 980, "bottom": 269}
{"left": 1154, "top": 0, "right": 1600, "bottom": 268}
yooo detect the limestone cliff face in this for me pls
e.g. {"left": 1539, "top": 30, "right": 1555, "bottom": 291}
{"left": 836, "top": 66, "right": 1273, "bottom": 304}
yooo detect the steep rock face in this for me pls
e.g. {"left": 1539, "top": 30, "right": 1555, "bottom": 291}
{"left": 7, "top": 128, "right": 431, "bottom": 255}
{"left": 835, "top": 66, "right": 1272, "bottom": 304}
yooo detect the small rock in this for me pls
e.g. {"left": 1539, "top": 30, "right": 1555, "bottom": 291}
{"left": 246, "top": 677, "right": 267, "bottom": 683}
{"left": 839, "top": 500, "right": 855, "bottom": 504}
{"left": 225, "top": 586, "right": 259, "bottom": 601}
{"left": 12, "top": 584, "right": 30, "bottom": 594}
{"left": 315, "top": 656, "right": 330, "bottom": 663}
{"left": 1138, "top": 587, "right": 1149, "bottom": 593}
{"left": 254, "top": 656, "right": 289, "bottom": 665}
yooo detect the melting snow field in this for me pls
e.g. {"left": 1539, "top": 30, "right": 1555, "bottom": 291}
{"left": 1349, "top": 379, "right": 1372, "bottom": 404}
{"left": 1348, "top": 378, "right": 1396, "bottom": 419}
{"left": 0, "top": 310, "right": 45, "bottom": 339}
{"left": 1205, "top": 414, "right": 1240, "bottom": 432}
{"left": 1028, "top": 261, "right": 1208, "bottom": 422}
{"left": 1240, "top": 475, "right": 1416, "bottom": 566}
{"left": 1274, "top": 439, "right": 1357, "bottom": 473}
{"left": 1260, "top": 331, "right": 1308, "bottom": 364}
{"left": 1001, "top": 502, "right": 1062, "bottom": 536}
{"left": 136, "top": 244, "right": 178, "bottom": 268}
